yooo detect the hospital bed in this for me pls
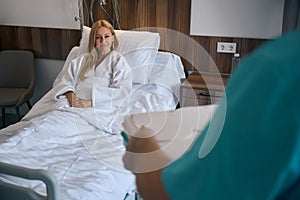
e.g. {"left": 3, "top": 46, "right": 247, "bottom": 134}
{"left": 0, "top": 28, "right": 186, "bottom": 199}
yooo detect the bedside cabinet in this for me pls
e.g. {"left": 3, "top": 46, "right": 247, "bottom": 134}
{"left": 180, "top": 72, "right": 229, "bottom": 107}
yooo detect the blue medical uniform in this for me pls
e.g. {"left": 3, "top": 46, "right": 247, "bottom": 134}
{"left": 162, "top": 30, "right": 300, "bottom": 200}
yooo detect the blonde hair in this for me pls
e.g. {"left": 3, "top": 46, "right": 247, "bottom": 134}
{"left": 79, "top": 20, "right": 119, "bottom": 81}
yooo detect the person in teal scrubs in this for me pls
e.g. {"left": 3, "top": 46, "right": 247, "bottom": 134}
{"left": 123, "top": 29, "right": 300, "bottom": 200}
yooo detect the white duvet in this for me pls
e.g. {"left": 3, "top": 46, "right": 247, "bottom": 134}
{"left": 0, "top": 111, "right": 134, "bottom": 200}
{"left": 0, "top": 82, "right": 176, "bottom": 199}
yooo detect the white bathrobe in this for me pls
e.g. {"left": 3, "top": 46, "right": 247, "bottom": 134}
{"left": 25, "top": 50, "right": 132, "bottom": 133}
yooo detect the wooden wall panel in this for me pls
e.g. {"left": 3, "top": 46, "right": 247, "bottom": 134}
{"left": 119, "top": 1, "right": 138, "bottom": 30}
{"left": 155, "top": 0, "right": 168, "bottom": 28}
{"left": 0, "top": 26, "right": 81, "bottom": 60}
{"left": 0, "top": 0, "right": 266, "bottom": 73}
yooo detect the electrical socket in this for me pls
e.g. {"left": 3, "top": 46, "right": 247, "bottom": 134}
{"left": 217, "top": 42, "right": 236, "bottom": 53}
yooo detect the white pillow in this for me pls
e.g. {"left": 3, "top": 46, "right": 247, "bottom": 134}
{"left": 149, "top": 52, "right": 186, "bottom": 100}
{"left": 78, "top": 26, "right": 160, "bottom": 84}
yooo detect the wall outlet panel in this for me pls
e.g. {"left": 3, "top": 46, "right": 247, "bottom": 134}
{"left": 217, "top": 42, "right": 237, "bottom": 53}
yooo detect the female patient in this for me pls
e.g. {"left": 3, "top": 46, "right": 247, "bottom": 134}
{"left": 32, "top": 19, "right": 133, "bottom": 133}
{"left": 54, "top": 19, "right": 132, "bottom": 109}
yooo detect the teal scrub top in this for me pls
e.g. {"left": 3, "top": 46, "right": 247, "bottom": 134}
{"left": 162, "top": 29, "right": 300, "bottom": 200}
